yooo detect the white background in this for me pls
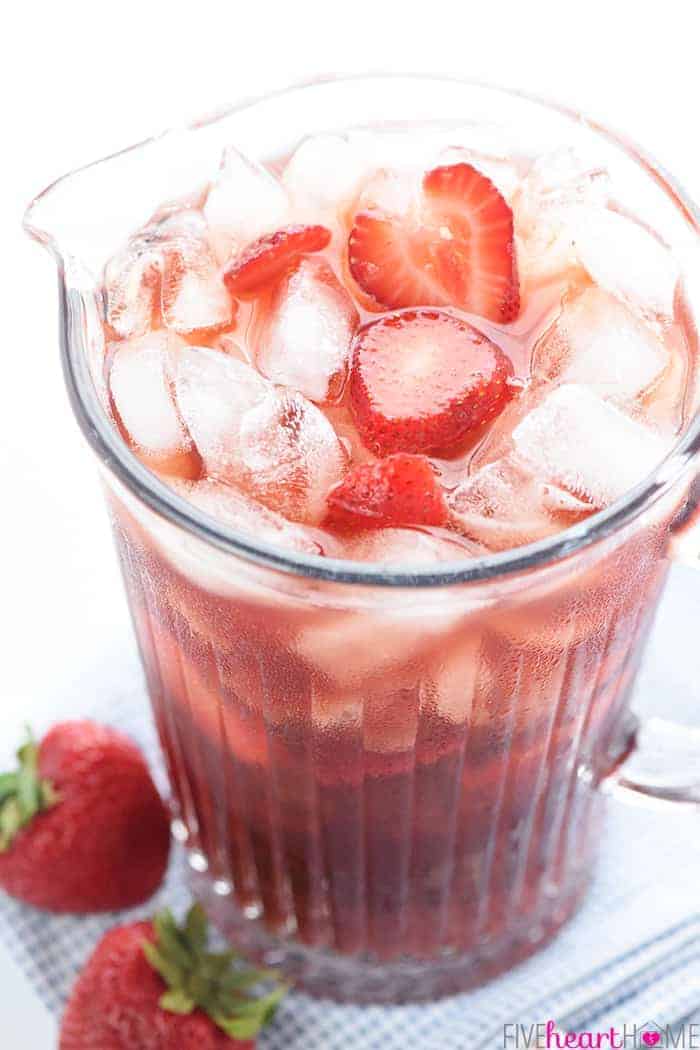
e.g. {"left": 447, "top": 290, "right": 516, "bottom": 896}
{"left": 2, "top": 0, "right": 700, "bottom": 1043}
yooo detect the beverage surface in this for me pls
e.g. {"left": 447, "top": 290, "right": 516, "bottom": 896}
{"left": 101, "top": 125, "right": 696, "bottom": 566}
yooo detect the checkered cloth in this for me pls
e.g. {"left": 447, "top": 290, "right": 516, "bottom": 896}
{"left": 1, "top": 643, "right": 698, "bottom": 1049}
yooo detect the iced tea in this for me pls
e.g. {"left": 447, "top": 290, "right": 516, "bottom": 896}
{"left": 99, "top": 122, "right": 696, "bottom": 999}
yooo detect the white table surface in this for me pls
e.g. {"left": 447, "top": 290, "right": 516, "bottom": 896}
{"left": 3, "top": 1, "right": 700, "bottom": 1043}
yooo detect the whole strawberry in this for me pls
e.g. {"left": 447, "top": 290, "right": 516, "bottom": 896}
{"left": 0, "top": 721, "right": 170, "bottom": 912}
{"left": 60, "top": 904, "right": 287, "bottom": 1049}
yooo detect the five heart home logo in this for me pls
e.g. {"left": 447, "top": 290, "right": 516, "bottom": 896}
{"left": 639, "top": 1021, "right": 665, "bottom": 1048}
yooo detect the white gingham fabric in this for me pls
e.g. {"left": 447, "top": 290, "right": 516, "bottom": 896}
{"left": 1, "top": 573, "right": 699, "bottom": 1048}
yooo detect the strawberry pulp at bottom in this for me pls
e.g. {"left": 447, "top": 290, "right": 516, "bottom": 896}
{"left": 100, "top": 124, "right": 697, "bottom": 995}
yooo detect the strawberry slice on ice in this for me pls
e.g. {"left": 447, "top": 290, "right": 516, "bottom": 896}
{"left": 349, "top": 308, "right": 514, "bottom": 456}
{"left": 348, "top": 162, "right": 519, "bottom": 322}
{"left": 223, "top": 224, "right": 332, "bottom": 297}
{"left": 326, "top": 453, "right": 447, "bottom": 529}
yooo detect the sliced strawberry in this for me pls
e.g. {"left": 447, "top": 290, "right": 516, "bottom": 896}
{"left": 349, "top": 308, "right": 514, "bottom": 456}
{"left": 223, "top": 224, "right": 332, "bottom": 297}
{"left": 348, "top": 162, "right": 519, "bottom": 322}
{"left": 326, "top": 453, "right": 447, "bottom": 529}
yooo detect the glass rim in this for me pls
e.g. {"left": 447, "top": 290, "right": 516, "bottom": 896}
{"left": 26, "top": 73, "right": 700, "bottom": 589}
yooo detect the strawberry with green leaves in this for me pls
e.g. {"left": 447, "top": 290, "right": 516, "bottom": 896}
{"left": 0, "top": 722, "right": 170, "bottom": 912}
{"left": 59, "top": 904, "right": 287, "bottom": 1049}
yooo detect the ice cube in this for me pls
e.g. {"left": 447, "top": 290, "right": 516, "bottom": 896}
{"left": 281, "top": 133, "right": 374, "bottom": 214}
{"left": 355, "top": 166, "right": 419, "bottom": 217}
{"left": 332, "top": 129, "right": 438, "bottom": 184}
{"left": 420, "top": 633, "right": 483, "bottom": 725}
{"left": 170, "top": 477, "right": 336, "bottom": 557}
{"left": 203, "top": 146, "right": 291, "bottom": 263}
{"left": 466, "top": 387, "right": 536, "bottom": 475}
{"left": 346, "top": 127, "right": 521, "bottom": 193}
{"left": 282, "top": 127, "right": 521, "bottom": 213}
{"left": 104, "top": 233, "right": 160, "bottom": 338}
{"left": 152, "top": 210, "right": 232, "bottom": 335}
{"left": 571, "top": 207, "right": 679, "bottom": 318}
{"left": 174, "top": 346, "right": 347, "bottom": 524}
{"left": 160, "top": 247, "right": 231, "bottom": 336}
{"left": 449, "top": 456, "right": 590, "bottom": 552}
{"left": 519, "top": 148, "right": 609, "bottom": 216}
{"left": 256, "top": 257, "right": 358, "bottom": 403}
{"left": 297, "top": 599, "right": 464, "bottom": 696}
{"left": 235, "top": 389, "right": 348, "bottom": 524}
{"left": 514, "top": 148, "right": 609, "bottom": 284}
{"left": 512, "top": 384, "right": 672, "bottom": 506}
{"left": 108, "top": 331, "right": 197, "bottom": 476}
{"left": 343, "top": 527, "right": 479, "bottom": 565}
{"left": 104, "top": 209, "right": 232, "bottom": 338}
{"left": 173, "top": 346, "right": 269, "bottom": 480}
{"left": 533, "top": 287, "right": 669, "bottom": 403}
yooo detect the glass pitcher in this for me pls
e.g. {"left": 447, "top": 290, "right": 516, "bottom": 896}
{"left": 24, "top": 76, "right": 700, "bottom": 1004}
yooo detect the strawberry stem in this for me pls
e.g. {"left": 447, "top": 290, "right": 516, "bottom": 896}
{"left": 142, "top": 904, "right": 288, "bottom": 1041}
{"left": 0, "top": 730, "right": 58, "bottom": 851}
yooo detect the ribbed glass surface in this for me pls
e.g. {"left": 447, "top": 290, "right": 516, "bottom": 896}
{"left": 107, "top": 487, "right": 669, "bottom": 1000}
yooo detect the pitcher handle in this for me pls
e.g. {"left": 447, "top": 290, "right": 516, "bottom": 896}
{"left": 602, "top": 488, "right": 700, "bottom": 807}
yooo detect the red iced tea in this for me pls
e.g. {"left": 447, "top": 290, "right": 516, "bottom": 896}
{"left": 98, "top": 122, "right": 696, "bottom": 999}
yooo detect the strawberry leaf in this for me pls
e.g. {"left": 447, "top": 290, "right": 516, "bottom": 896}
{"left": 184, "top": 903, "right": 208, "bottom": 953}
{"left": 160, "top": 989, "right": 196, "bottom": 1014}
{"left": 200, "top": 951, "right": 238, "bottom": 983}
{"left": 0, "top": 731, "right": 57, "bottom": 852}
{"left": 0, "top": 799, "right": 22, "bottom": 851}
{"left": 214, "top": 985, "right": 287, "bottom": 1040}
{"left": 153, "top": 910, "right": 194, "bottom": 970}
{"left": 16, "top": 763, "right": 41, "bottom": 815}
{"left": 218, "top": 968, "right": 274, "bottom": 992}
{"left": 216, "top": 1014, "right": 263, "bottom": 1041}
{"left": 142, "top": 941, "right": 185, "bottom": 989}
{"left": 143, "top": 904, "right": 288, "bottom": 1040}
{"left": 0, "top": 774, "right": 18, "bottom": 807}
